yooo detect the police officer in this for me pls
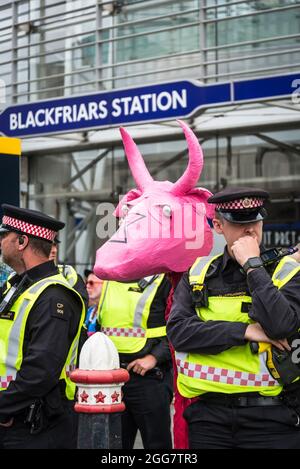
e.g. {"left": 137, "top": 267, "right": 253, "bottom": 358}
{"left": 0, "top": 204, "right": 85, "bottom": 449}
{"left": 167, "top": 187, "right": 300, "bottom": 449}
{"left": 98, "top": 275, "right": 173, "bottom": 449}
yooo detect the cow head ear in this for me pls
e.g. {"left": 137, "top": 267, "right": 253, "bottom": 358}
{"left": 186, "top": 187, "right": 215, "bottom": 219}
{"left": 114, "top": 189, "right": 142, "bottom": 217}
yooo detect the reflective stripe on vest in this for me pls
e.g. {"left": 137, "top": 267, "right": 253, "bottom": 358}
{"left": 98, "top": 275, "right": 166, "bottom": 354}
{"left": 6, "top": 296, "right": 32, "bottom": 378}
{"left": 176, "top": 255, "right": 300, "bottom": 398}
{"left": 132, "top": 279, "right": 161, "bottom": 328}
{"left": 176, "top": 356, "right": 277, "bottom": 387}
{"left": 101, "top": 326, "right": 146, "bottom": 338}
{"left": 189, "top": 254, "right": 221, "bottom": 282}
{"left": 101, "top": 325, "right": 166, "bottom": 339}
{"left": 0, "top": 274, "right": 85, "bottom": 399}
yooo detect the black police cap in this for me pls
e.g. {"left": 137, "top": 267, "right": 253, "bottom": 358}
{"left": 208, "top": 186, "right": 269, "bottom": 224}
{"left": 0, "top": 204, "right": 65, "bottom": 242}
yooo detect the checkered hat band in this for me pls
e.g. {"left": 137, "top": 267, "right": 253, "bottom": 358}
{"left": 101, "top": 326, "right": 146, "bottom": 338}
{"left": 216, "top": 197, "right": 264, "bottom": 210}
{"left": 176, "top": 359, "right": 276, "bottom": 387}
{"left": 2, "top": 216, "right": 56, "bottom": 241}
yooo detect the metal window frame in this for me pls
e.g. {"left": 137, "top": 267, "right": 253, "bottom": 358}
{"left": 203, "top": 3, "right": 300, "bottom": 23}
{"left": 10, "top": 59, "right": 300, "bottom": 98}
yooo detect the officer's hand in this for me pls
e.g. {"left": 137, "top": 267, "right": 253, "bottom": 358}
{"left": 127, "top": 354, "right": 157, "bottom": 376}
{"left": 231, "top": 236, "right": 260, "bottom": 266}
{"left": 245, "top": 323, "right": 290, "bottom": 351}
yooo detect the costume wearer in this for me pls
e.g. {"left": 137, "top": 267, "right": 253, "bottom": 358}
{"left": 98, "top": 275, "right": 173, "bottom": 449}
{"left": 0, "top": 205, "right": 85, "bottom": 449}
{"left": 167, "top": 187, "right": 300, "bottom": 449}
{"left": 94, "top": 121, "right": 215, "bottom": 449}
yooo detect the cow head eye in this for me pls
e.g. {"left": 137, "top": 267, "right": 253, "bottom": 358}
{"left": 121, "top": 204, "right": 129, "bottom": 216}
{"left": 162, "top": 205, "right": 172, "bottom": 218}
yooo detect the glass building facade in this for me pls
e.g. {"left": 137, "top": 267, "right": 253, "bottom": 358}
{"left": 1, "top": 0, "right": 300, "bottom": 100}
{"left": 0, "top": 0, "right": 300, "bottom": 265}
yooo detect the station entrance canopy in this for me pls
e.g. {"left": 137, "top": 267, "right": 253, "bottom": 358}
{"left": 0, "top": 72, "right": 299, "bottom": 140}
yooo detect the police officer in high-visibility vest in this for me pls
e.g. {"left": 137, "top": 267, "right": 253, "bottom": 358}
{"left": 0, "top": 204, "right": 85, "bottom": 449}
{"left": 167, "top": 187, "right": 300, "bottom": 449}
{"left": 98, "top": 275, "right": 173, "bottom": 449}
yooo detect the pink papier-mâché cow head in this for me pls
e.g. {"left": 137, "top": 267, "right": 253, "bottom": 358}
{"left": 94, "top": 120, "right": 215, "bottom": 281}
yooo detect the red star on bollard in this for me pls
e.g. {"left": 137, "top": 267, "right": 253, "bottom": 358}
{"left": 94, "top": 391, "right": 106, "bottom": 403}
{"left": 111, "top": 391, "right": 120, "bottom": 403}
{"left": 80, "top": 390, "right": 89, "bottom": 403}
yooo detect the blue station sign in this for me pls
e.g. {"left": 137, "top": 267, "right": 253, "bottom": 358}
{"left": 0, "top": 72, "right": 299, "bottom": 138}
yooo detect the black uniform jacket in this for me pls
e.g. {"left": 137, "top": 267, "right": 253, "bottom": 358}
{"left": 167, "top": 247, "right": 300, "bottom": 355}
{"left": 0, "top": 261, "right": 82, "bottom": 423}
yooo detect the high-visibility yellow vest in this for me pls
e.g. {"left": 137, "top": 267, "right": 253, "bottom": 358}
{"left": 57, "top": 264, "right": 78, "bottom": 288}
{"left": 0, "top": 273, "right": 85, "bottom": 400}
{"left": 98, "top": 275, "right": 167, "bottom": 354}
{"left": 176, "top": 255, "right": 300, "bottom": 398}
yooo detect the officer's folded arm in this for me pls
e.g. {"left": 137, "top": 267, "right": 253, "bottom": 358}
{"left": 167, "top": 273, "right": 249, "bottom": 355}
{"left": 247, "top": 266, "right": 300, "bottom": 340}
{"left": 244, "top": 322, "right": 291, "bottom": 351}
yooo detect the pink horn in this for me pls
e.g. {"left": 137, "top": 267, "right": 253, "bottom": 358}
{"left": 120, "top": 127, "right": 153, "bottom": 192}
{"left": 171, "top": 120, "right": 203, "bottom": 195}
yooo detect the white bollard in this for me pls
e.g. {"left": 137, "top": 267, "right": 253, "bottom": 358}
{"left": 70, "top": 332, "right": 129, "bottom": 448}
